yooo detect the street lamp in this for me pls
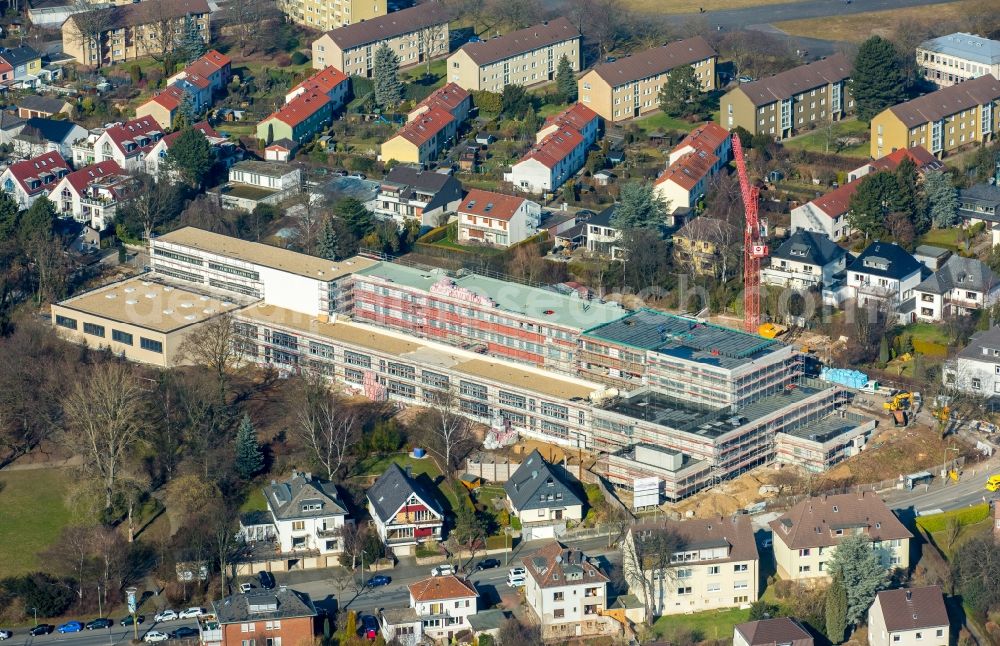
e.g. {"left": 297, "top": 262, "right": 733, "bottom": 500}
{"left": 30, "top": 607, "right": 37, "bottom": 626}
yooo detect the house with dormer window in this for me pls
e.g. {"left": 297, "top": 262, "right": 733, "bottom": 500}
{"left": 503, "top": 449, "right": 584, "bottom": 540}
{"left": 761, "top": 230, "right": 847, "bottom": 290}
{"left": 846, "top": 241, "right": 925, "bottom": 321}
{"left": 914, "top": 254, "right": 1000, "bottom": 321}
{"left": 0, "top": 150, "right": 69, "bottom": 208}
{"left": 50, "top": 160, "right": 131, "bottom": 231}
{"left": 523, "top": 541, "right": 614, "bottom": 640}
{"left": 366, "top": 463, "right": 444, "bottom": 556}
{"left": 623, "top": 515, "right": 759, "bottom": 618}
{"left": 238, "top": 471, "right": 349, "bottom": 567}
{"left": 942, "top": 325, "right": 1000, "bottom": 399}
{"left": 85, "top": 117, "right": 165, "bottom": 172}
{"left": 768, "top": 491, "right": 912, "bottom": 582}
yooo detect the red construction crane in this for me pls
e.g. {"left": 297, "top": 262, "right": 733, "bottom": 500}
{"left": 731, "top": 134, "right": 768, "bottom": 333}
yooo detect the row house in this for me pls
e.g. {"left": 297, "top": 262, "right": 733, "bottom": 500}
{"left": 447, "top": 18, "right": 581, "bottom": 92}
{"left": 720, "top": 53, "right": 853, "bottom": 139}
{"left": 380, "top": 106, "right": 456, "bottom": 165}
{"left": 370, "top": 164, "right": 464, "bottom": 227}
{"left": 310, "top": 3, "right": 450, "bottom": 78}
{"left": 506, "top": 125, "right": 586, "bottom": 194}
{"left": 870, "top": 73, "right": 1000, "bottom": 159}
{"left": 138, "top": 50, "right": 232, "bottom": 129}
{"left": 523, "top": 542, "right": 614, "bottom": 640}
{"left": 0, "top": 150, "right": 69, "bottom": 208}
{"left": 914, "top": 254, "right": 1000, "bottom": 322}
{"left": 257, "top": 92, "right": 332, "bottom": 146}
{"left": 538, "top": 103, "right": 600, "bottom": 148}
{"left": 51, "top": 160, "right": 131, "bottom": 231}
{"left": 0, "top": 46, "right": 41, "bottom": 84}
{"left": 407, "top": 82, "right": 472, "bottom": 125}
{"left": 456, "top": 188, "right": 541, "bottom": 247}
{"left": 579, "top": 36, "right": 717, "bottom": 122}
{"left": 366, "top": 463, "right": 444, "bottom": 556}
{"left": 916, "top": 32, "right": 1000, "bottom": 88}
{"left": 285, "top": 66, "right": 349, "bottom": 108}
{"left": 654, "top": 149, "right": 718, "bottom": 217}
{"left": 168, "top": 50, "right": 232, "bottom": 95}
{"left": 74, "top": 116, "right": 165, "bottom": 172}
{"left": 279, "top": 0, "right": 385, "bottom": 32}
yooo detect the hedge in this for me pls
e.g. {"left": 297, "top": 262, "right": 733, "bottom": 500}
{"left": 915, "top": 503, "right": 990, "bottom": 533}
{"left": 913, "top": 338, "right": 949, "bottom": 357}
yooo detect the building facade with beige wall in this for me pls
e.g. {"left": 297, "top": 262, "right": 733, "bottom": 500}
{"left": 720, "top": 53, "right": 853, "bottom": 139}
{"left": 280, "top": 0, "right": 385, "bottom": 31}
{"left": 50, "top": 276, "right": 243, "bottom": 367}
{"left": 310, "top": 3, "right": 450, "bottom": 77}
{"left": 870, "top": 73, "right": 1000, "bottom": 159}
{"left": 446, "top": 17, "right": 580, "bottom": 92}
{"left": 578, "top": 37, "right": 717, "bottom": 122}
{"left": 916, "top": 33, "right": 1000, "bottom": 88}
{"left": 62, "top": 0, "right": 210, "bottom": 67}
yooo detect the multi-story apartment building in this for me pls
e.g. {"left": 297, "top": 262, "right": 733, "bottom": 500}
{"left": 868, "top": 587, "right": 949, "bottom": 646}
{"left": 446, "top": 17, "right": 581, "bottom": 92}
{"left": 456, "top": 189, "right": 541, "bottom": 247}
{"left": 943, "top": 325, "right": 1000, "bottom": 398}
{"left": 914, "top": 255, "right": 1000, "bottom": 322}
{"left": 202, "top": 588, "right": 316, "bottom": 646}
{"left": 671, "top": 217, "right": 740, "bottom": 278}
{"left": 280, "top": 0, "right": 385, "bottom": 31}
{"left": 720, "top": 53, "right": 853, "bottom": 139}
{"left": 150, "top": 226, "right": 378, "bottom": 317}
{"left": 75, "top": 116, "right": 165, "bottom": 172}
{"left": 380, "top": 106, "right": 456, "bottom": 165}
{"left": 62, "top": 0, "right": 211, "bottom": 67}
{"left": 760, "top": 230, "right": 847, "bottom": 290}
{"left": 623, "top": 515, "right": 758, "bottom": 617}
{"left": 916, "top": 33, "right": 1000, "bottom": 88}
{"left": 0, "top": 150, "right": 69, "bottom": 208}
{"left": 578, "top": 37, "right": 717, "bottom": 122}
{"left": 870, "top": 73, "right": 1000, "bottom": 159}
{"left": 257, "top": 92, "right": 333, "bottom": 146}
{"left": 370, "top": 165, "right": 464, "bottom": 227}
{"left": 51, "top": 160, "right": 131, "bottom": 231}
{"left": 349, "top": 260, "right": 626, "bottom": 373}
{"left": 367, "top": 464, "right": 444, "bottom": 555}
{"left": 310, "top": 3, "right": 450, "bottom": 77}
{"left": 768, "top": 491, "right": 912, "bottom": 581}
{"left": 406, "top": 576, "right": 478, "bottom": 643}
{"left": 522, "top": 542, "right": 614, "bottom": 640}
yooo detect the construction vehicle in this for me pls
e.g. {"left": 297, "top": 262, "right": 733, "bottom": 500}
{"left": 987, "top": 474, "right": 1000, "bottom": 492}
{"left": 892, "top": 410, "right": 908, "bottom": 427}
{"left": 883, "top": 392, "right": 913, "bottom": 412}
{"left": 758, "top": 323, "right": 788, "bottom": 339}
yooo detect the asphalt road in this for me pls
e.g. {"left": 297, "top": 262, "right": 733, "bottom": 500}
{"left": 662, "top": 0, "right": 951, "bottom": 30}
{"left": 0, "top": 620, "right": 201, "bottom": 646}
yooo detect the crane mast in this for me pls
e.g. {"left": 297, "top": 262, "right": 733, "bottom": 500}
{"left": 731, "top": 134, "right": 767, "bottom": 333}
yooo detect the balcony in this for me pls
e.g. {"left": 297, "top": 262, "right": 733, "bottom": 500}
{"left": 316, "top": 528, "right": 340, "bottom": 538}
{"left": 761, "top": 266, "right": 822, "bottom": 288}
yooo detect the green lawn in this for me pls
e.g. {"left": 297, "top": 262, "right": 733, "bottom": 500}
{"left": 781, "top": 119, "right": 870, "bottom": 158}
{"left": 632, "top": 111, "right": 702, "bottom": 134}
{"left": 240, "top": 488, "right": 268, "bottom": 513}
{"left": 651, "top": 607, "right": 750, "bottom": 642}
{"left": 904, "top": 321, "right": 952, "bottom": 345}
{"left": 356, "top": 453, "right": 459, "bottom": 511}
{"left": 0, "top": 468, "right": 74, "bottom": 578}
{"left": 918, "top": 228, "right": 968, "bottom": 252}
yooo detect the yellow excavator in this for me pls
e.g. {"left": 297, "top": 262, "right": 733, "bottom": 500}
{"left": 758, "top": 323, "right": 788, "bottom": 339}
{"left": 883, "top": 392, "right": 913, "bottom": 412}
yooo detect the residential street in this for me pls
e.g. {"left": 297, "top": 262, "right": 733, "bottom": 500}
{"left": 661, "top": 0, "right": 950, "bottom": 30}
{"left": 0, "top": 620, "right": 201, "bottom": 646}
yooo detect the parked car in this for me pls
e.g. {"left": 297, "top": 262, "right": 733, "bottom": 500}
{"left": 239, "top": 583, "right": 255, "bottom": 593}
{"left": 153, "top": 610, "right": 178, "bottom": 623}
{"left": 144, "top": 631, "right": 169, "bottom": 643}
{"left": 361, "top": 615, "right": 379, "bottom": 639}
{"left": 170, "top": 627, "right": 199, "bottom": 639}
{"left": 507, "top": 567, "right": 526, "bottom": 588}
{"left": 366, "top": 575, "right": 391, "bottom": 587}
{"left": 258, "top": 571, "right": 276, "bottom": 590}
{"left": 57, "top": 622, "right": 84, "bottom": 634}
{"left": 347, "top": 173, "right": 366, "bottom": 180}
{"left": 86, "top": 619, "right": 113, "bottom": 630}
{"left": 430, "top": 564, "right": 454, "bottom": 577}
{"left": 178, "top": 608, "right": 204, "bottom": 620}
{"left": 121, "top": 615, "right": 145, "bottom": 627}
{"left": 29, "top": 625, "right": 54, "bottom": 636}
{"left": 0, "top": 630, "right": 12, "bottom": 640}
{"left": 475, "top": 558, "right": 501, "bottom": 571}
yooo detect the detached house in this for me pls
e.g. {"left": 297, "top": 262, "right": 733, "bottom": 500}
{"left": 768, "top": 491, "right": 912, "bottom": 582}
{"left": 623, "top": 515, "right": 759, "bottom": 618}
{"left": 503, "top": 449, "right": 584, "bottom": 540}
{"left": 847, "top": 241, "right": 925, "bottom": 320}
{"left": 51, "top": 160, "right": 131, "bottom": 231}
{"left": 367, "top": 463, "right": 444, "bottom": 555}
{"left": 372, "top": 165, "right": 463, "bottom": 227}
{"left": 761, "top": 230, "right": 847, "bottom": 290}
{"left": 523, "top": 542, "right": 614, "bottom": 640}
{"left": 405, "top": 575, "right": 478, "bottom": 643}
{"left": 790, "top": 181, "right": 858, "bottom": 240}
{"left": 457, "top": 189, "right": 541, "bottom": 247}
{"left": 943, "top": 325, "right": 1000, "bottom": 397}
{"left": 11, "top": 117, "right": 88, "bottom": 159}
{"left": 239, "top": 471, "right": 349, "bottom": 569}
{"left": 257, "top": 92, "right": 332, "bottom": 146}
{"left": 0, "top": 150, "right": 69, "bottom": 208}
{"left": 204, "top": 587, "right": 317, "bottom": 646}
{"left": 380, "top": 106, "right": 456, "bottom": 165}
{"left": 868, "top": 586, "right": 949, "bottom": 646}
{"left": 915, "top": 255, "right": 1000, "bottom": 321}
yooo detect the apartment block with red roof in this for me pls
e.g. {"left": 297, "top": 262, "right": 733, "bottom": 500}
{"left": 0, "top": 150, "right": 69, "bottom": 208}
{"left": 285, "top": 67, "right": 349, "bottom": 110}
{"left": 537, "top": 103, "right": 600, "bottom": 148}
{"left": 506, "top": 125, "right": 587, "bottom": 194}
{"left": 51, "top": 160, "right": 131, "bottom": 231}
{"left": 84, "top": 117, "right": 165, "bottom": 172}
{"left": 256, "top": 92, "right": 333, "bottom": 146}
{"left": 457, "top": 188, "right": 541, "bottom": 247}
{"left": 380, "top": 106, "right": 456, "bottom": 165}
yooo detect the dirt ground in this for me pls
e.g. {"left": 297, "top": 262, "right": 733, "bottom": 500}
{"left": 671, "top": 464, "right": 803, "bottom": 518}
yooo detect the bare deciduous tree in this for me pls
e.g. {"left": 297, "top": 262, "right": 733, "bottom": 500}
{"left": 295, "top": 378, "right": 360, "bottom": 481}
{"left": 423, "top": 390, "right": 475, "bottom": 474}
{"left": 121, "top": 172, "right": 176, "bottom": 242}
{"left": 178, "top": 312, "right": 246, "bottom": 402}
{"left": 223, "top": 0, "right": 279, "bottom": 56}
{"left": 621, "top": 524, "right": 685, "bottom": 624}
{"left": 62, "top": 363, "right": 150, "bottom": 510}
{"left": 66, "top": 3, "right": 117, "bottom": 68}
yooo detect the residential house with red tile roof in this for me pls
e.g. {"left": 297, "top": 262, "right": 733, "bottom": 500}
{"left": 257, "top": 92, "right": 333, "bottom": 146}
{"left": 654, "top": 148, "right": 719, "bottom": 215}
{"left": 285, "top": 67, "right": 349, "bottom": 109}
{"left": 0, "top": 150, "right": 69, "bottom": 208}
{"left": 380, "top": 106, "right": 456, "bottom": 165}
{"left": 506, "top": 125, "right": 587, "bottom": 194}
{"left": 407, "top": 83, "right": 472, "bottom": 125}
{"left": 537, "top": 103, "right": 600, "bottom": 147}
{"left": 398, "top": 575, "right": 478, "bottom": 643}
{"left": 51, "top": 160, "right": 130, "bottom": 230}
{"left": 523, "top": 541, "right": 614, "bottom": 640}
{"left": 86, "top": 117, "right": 165, "bottom": 172}
{"left": 847, "top": 145, "right": 944, "bottom": 182}
{"left": 138, "top": 51, "right": 233, "bottom": 129}
{"left": 135, "top": 86, "right": 186, "bottom": 130}
{"left": 145, "top": 121, "right": 233, "bottom": 178}
{"left": 457, "top": 188, "right": 541, "bottom": 247}
{"left": 669, "top": 122, "right": 731, "bottom": 166}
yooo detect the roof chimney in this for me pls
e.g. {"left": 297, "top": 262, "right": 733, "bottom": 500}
{"left": 906, "top": 590, "right": 912, "bottom": 601}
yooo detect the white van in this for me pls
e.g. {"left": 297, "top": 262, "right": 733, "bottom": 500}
{"left": 506, "top": 567, "right": 526, "bottom": 587}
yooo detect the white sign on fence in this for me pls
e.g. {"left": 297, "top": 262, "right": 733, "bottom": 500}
{"left": 633, "top": 477, "right": 660, "bottom": 510}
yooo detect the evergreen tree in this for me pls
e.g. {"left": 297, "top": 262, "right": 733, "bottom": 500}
{"left": 317, "top": 216, "right": 341, "bottom": 261}
{"left": 165, "top": 127, "right": 214, "bottom": 188}
{"left": 0, "top": 190, "right": 17, "bottom": 240}
{"left": 179, "top": 15, "right": 206, "bottom": 63}
{"left": 555, "top": 55, "right": 577, "bottom": 103}
{"left": 20, "top": 195, "right": 56, "bottom": 242}
{"left": 372, "top": 43, "right": 403, "bottom": 109}
{"left": 501, "top": 85, "right": 531, "bottom": 119}
{"left": 825, "top": 575, "right": 848, "bottom": 644}
{"left": 925, "top": 170, "right": 958, "bottom": 228}
{"left": 610, "top": 181, "right": 668, "bottom": 230}
{"left": 174, "top": 91, "right": 197, "bottom": 129}
{"left": 851, "top": 36, "right": 907, "bottom": 121}
{"left": 658, "top": 66, "right": 702, "bottom": 118}
{"left": 848, "top": 171, "right": 896, "bottom": 238}
{"left": 894, "top": 157, "right": 929, "bottom": 233}
{"left": 521, "top": 105, "right": 539, "bottom": 137}
{"left": 234, "top": 414, "right": 264, "bottom": 479}
{"left": 336, "top": 197, "right": 374, "bottom": 238}
{"left": 878, "top": 336, "right": 890, "bottom": 365}
{"left": 827, "top": 534, "right": 890, "bottom": 626}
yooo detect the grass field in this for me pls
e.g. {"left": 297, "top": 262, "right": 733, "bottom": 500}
{"left": 0, "top": 468, "right": 74, "bottom": 578}
{"left": 624, "top": 0, "right": 804, "bottom": 13}
{"left": 774, "top": 0, "right": 978, "bottom": 43}
{"left": 781, "top": 119, "right": 870, "bottom": 158}
{"left": 918, "top": 227, "right": 968, "bottom": 252}
{"left": 240, "top": 488, "right": 268, "bottom": 513}
{"left": 651, "top": 607, "right": 750, "bottom": 642}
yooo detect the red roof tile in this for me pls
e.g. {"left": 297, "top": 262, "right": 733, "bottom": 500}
{"left": 672, "top": 122, "right": 729, "bottom": 156}
{"left": 201, "top": 50, "right": 231, "bottom": 69}
{"left": 62, "top": 160, "right": 124, "bottom": 194}
{"left": 519, "top": 126, "right": 584, "bottom": 169}
{"left": 181, "top": 72, "right": 211, "bottom": 90}
{"left": 870, "top": 145, "right": 943, "bottom": 173}
{"left": 458, "top": 189, "right": 527, "bottom": 222}
{"left": 415, "top": 82, "right": 470, "bottom": 116}
{"left": 655, "top": 149, "right": 718, "bottom": 191}
{"left": 543, "top": 102, "right": 598, "bottom": 132}
{"left": 809, "top": 180, "right": 860, "bottom": 217}
{"left": 161, "top": 121, "right": 220, "bottom": 148}
{"left": 408, "top": 575, "right": 478, "bottom": 602}
{"left": 104, "top": 117, "right": 164, "bottom": 156}
{"left": 393, "top": 106, "right": 455, "bottom": 146}
{"left": 265, "top": 92, "right": 331, "bottom": 128}
{"left": 7, "top": 151, "right": 68, "bottom": 195}
{"left": 291, "top": 67, "right": 348, "bottom": 99}
{"left": 148, "top": 86, "right": 185, "bottom": 111}
{"left": 521, "top": 541, "right": 608, "bottom": 589}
